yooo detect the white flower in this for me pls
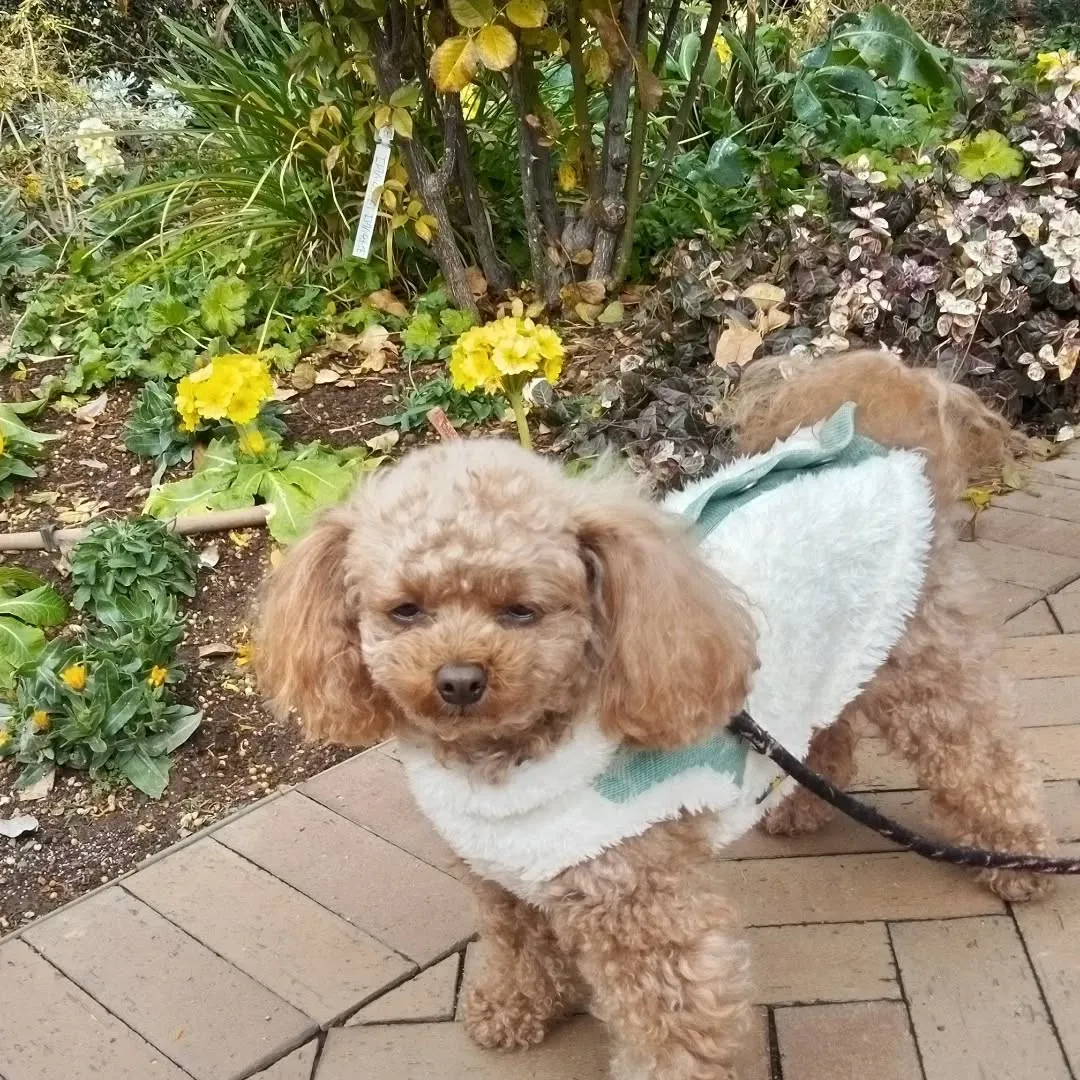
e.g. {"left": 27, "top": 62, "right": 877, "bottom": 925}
{"left": 962, "top": 230, "right": 1018, "bottom": 277}
{"left": 73, "top": 117, "right": 125, "bottom": 181}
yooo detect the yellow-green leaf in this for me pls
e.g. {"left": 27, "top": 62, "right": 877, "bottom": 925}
{"left": 392, "top": 106, "right": 413, "bottom": 139}
{"left": 475, "top": 24, "right": 517, "bottom": 71}
{"left": 414, "top": 219, "right": 434, "bottom": 242}
{"left": 430, "top": 35, "right": 479, "bottom": 93}
{"left": 448, "top": 0, "right": 495, "bottom": 27}
{"left": 585, "top": 44, "right": 612, "bottom": 85}
{"left": 374, "top": 103, "right": 392, "bottom": 129}
{"left": 598, "top": 300, "right": 624, "bottom": 324}
{"left": 506, "top": 0, "right": 547, "bottom": 27}
{"left": 389, "top": 84, "right": 421, "bottom": 109}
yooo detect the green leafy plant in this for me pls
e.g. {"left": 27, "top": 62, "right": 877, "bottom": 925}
{"left": 377, "top": 376, "right": 508, "bottom": 433}
{"left": 0, "top": 401, "right": 58, "bottom": 497}
{"left": 124, "top": 381, "right": 198, "bottom": 472}
{"left": 0, "top": 566, "right": 67, "bottom": 692}
{"left": 0, "top": 635, "right": 201, "bottom": 798}
{"left": 144, "top": 439, "right": 383, "bottom": 543}
{"left": 200, "top": 276, "right": 250, "bottom": 336}
{"left": 951, "top": 130, "right": 1025, "bottom": 182}
{"left": 0, "top": 192, "right": 51, "bottom": 302}
{"left": 68, "top": 517, "right": 199, "bottom": 620}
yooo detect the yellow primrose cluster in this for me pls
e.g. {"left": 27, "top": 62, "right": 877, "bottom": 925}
{"left": 449, "top": 317, "right": 564, "bottom": 395}
{"left": 175, "top": 353, "right": 275, "bottom": 433}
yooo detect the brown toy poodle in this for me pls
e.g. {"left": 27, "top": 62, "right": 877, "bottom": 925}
{"left": 257, "top": 350, "right": 1051, "bottom": 1080}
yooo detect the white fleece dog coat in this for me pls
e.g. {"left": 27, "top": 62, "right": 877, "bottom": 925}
{"left": 401, "top": 405, "right": 935, "bottom": 901}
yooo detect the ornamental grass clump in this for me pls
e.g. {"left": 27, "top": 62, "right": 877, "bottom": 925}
{"left": 448, "top": 316, "right": 564, "bottom": 448}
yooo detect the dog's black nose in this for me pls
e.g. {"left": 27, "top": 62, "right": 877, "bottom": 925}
{"left": 436, "top": 663, "right": 487, "bottom": 706}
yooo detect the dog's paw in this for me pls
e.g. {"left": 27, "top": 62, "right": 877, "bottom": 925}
{"left": 982, "top": 868, "right": 1054, "bottom": 903}
{"left": 463, "top": 985, "right": 551, "bottom": 1050}
{"left": 762, "top": 792, "right": 833, "bottom": 837}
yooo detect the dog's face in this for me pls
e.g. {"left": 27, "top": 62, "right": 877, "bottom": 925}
{"left": 348, "top": 449, "right": 600, "bottom": 750}
{"left": 256, "top": 439, "right": 756, "bottom": 764}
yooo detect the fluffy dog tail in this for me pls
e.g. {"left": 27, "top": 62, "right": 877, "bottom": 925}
{"left": 730, "top": 350, "right": 1021, "bottom": 505}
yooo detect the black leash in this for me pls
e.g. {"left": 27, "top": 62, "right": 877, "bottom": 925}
{"left": 728, "top": 711, "right": 1080, "bottom": 875}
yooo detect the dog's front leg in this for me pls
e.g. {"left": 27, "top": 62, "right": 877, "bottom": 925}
{"left": 462, "top": 875, "right": 586, "bottom": 1050}
{"left": 544, "top": 820, "right": 752, "bottom": 1080}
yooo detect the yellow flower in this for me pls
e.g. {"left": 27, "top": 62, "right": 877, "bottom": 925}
{"left": 237, "top": 425, "right": 267, "bottom": 457}
{"left": 713, "top": 36, "right": 733, "bottom": 65}
{"left": 31, "top": 709, "right": 49, "bottom": 731}
{"left": 61, "top": 664, "right": 87, "bottom": 692}
{"left": 448, "top": 317, "right": 565, "bottom": 394}
{"left": 234, "top": 641, "right": 253, "bottom": 667}
{"left": 24, "top": 174, "right": 43, "bottom": 200}
{"left": 0, "top": 729, "right": 10, "bottom": 749}
{"left": 174, "top": 353, "right": 275, "bottom": 433}
{"left": 147, "top": 665, "right": 168, "bottom": 688}
{"left": 0, "top": 432, "right": 7, "bottom": 458}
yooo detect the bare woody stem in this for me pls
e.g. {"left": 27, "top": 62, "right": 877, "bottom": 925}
{"left": 445, "top": 95, "right": 514, "bottom": 293}
{"left": 509, "top": 57, "right": 562, "bottom": 308}
{"left": 640, "top": 0, "right": 727, "bottom": 204}
{"left": 613, "top": 0, "right": 651, "bottom": 286}
{"left": 370, "top": 18, "right": 478, "bottom": 315}
{"left": 587, "top": 0, "right": 642, "bottom": 283}
{"left": 652, "top": 0, "right": 682, "bottom": 74}
{"left": 566, "top": 0, "right": 599, "bottom": 201}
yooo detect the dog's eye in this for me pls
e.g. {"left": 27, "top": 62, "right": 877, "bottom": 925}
{"left": 390, "top": 603, "right": 424, "bottom": 624}
{"left": 500, "top": 604, "right": 539, "bottom": 625}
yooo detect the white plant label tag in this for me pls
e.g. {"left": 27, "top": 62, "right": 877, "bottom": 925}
{"left": 352, "top": 125, "right": 395, "bottom": 260}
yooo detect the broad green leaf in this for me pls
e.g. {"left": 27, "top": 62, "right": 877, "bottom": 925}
{"left": 118, "top": 746, "right": 171, "bottom": 799}
{"left": 259, "top": 471, "right": 317, "bottom": 544}
{"left": 14, "top": 762, "right": 54, "bottom": 791}
{"left": 0, "top": 405, "right": 58, "bottom": 451}
{"left": 102, "top": 686, "right": 148, "bottom": 737}
{"left": 506, "top": 0, "right": 547, "bottom": 27}
{"left": 953, "top": 130, "right": 1024, "bottom": 182}
{"left": 145, "top": 467, "right": 237, "bottom": 519}
{"left": 0, "top": 585, "right": 68, "bottom": 627}
{"left": 830, "top": 4, "right": 959, "bottom": 94}
{"left": 0, "top": 616, "right": 45, "bottom": 674}
{"left": 0, "top": 567, "right": 48, "bottom": 592}
{"left": 448, "top": 0, "right": 494, "bottom": 27}
{"left": 147, "top": 297, "right": 191, "bottom": 333}
{"left": 199, "top": 276, "right": 250, "bottom": 336}
{"left": 155, "top": 707, "right": 202, "bottom": 755}
{"left": 794, "top": 65, "right": 879, "bottom": 129}
{"left": 279, "top": 455, "right": 354, "bottom": 505}
{"left": 389, "top": 84, "right": 421, "bottom": 109}
{"left": 430, "top": 36, "right": 479, "bottom": 92}
{"left": 475, "top": 25, "right": 517, "bottom": 71}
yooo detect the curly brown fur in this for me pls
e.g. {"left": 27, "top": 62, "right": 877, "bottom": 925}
{"left": 463, "top": 878, "right": 588, "bottom": 1050}
{"left": 257, "top": 349, "right": 1053, "bottom": 1077}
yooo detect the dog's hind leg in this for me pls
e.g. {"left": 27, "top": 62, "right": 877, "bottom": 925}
{"left": 762, "top": 709, "right": 861, "bottom": 837}
{"left": 855, "top": 566, "right": 1052, "bottom": 902}
{"left": 461, "top": 876, "right": 586, "bottom": 1050}
{"left": 545, "top": 819, "right": 752, "bottom": 1080}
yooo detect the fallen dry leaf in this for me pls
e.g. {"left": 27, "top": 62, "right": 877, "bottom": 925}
{"left": 73, "top": 392, "right": 109, "bottom": 424}
{"left": 0, "top": 813, "right": 38, "bottom": 839}
{"left": 598, "top": 300, "right": 624, "bottom": 324}
{"left": 575, "top": 301, "right": 604, "bottom": 324}
{"left": 367, "top": 289, "right": 410, "bottom": 319}
{"left": 466, "top": 267, "right": 488, "bottom": 297}
{"left": 290, "top": 362, "right": 317, "bottom": 391}
{"left": 365, "top": 430, "right": 400, "bottom": 453}
{"left": 77, "top": 458, "right": 109, "bottom": 472}
{"left": 17, "top": 769, "right": 54, "bottom": 803}
{"left": 199, "top": 541, "right": 220, "bottom": 569}
{"left": 756, "top": 307, "right": 792, "bottom": 335}
{"left": 314, "top": 368, "right": 341, "bottom": 385}
{"left": 714, "top": 320, "right": 763, "bottom": 369}
{"left": 198, "top": 642, "right": 235, "bottom": 659}
{"left": 741, "top": 282, "right": 786, "bottom": 312}
{"left": 274, "top": 387, "right": 299, "bottom": 402}
{"left": 228, "top": 530, "right": 253, "bottom": 549}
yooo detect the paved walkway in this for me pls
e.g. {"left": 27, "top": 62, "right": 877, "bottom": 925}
{"left": 2, "top": 449, "right": 1080, "bottom": 1080}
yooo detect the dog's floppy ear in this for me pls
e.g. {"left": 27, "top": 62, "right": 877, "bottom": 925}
{"left": 255, "top": 509, "right": 400, "bottom": 745}
{"left": 577, "top": 492, "right": 756, "bottom": 749}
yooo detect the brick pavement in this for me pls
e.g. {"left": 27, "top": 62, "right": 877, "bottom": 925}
{"left": 2, "top": 449, "right": 1078, "bottom": 1080}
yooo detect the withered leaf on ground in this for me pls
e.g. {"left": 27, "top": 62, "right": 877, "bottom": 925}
{"left": 714, "top": 319, "right": 763, "bottom": 370}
